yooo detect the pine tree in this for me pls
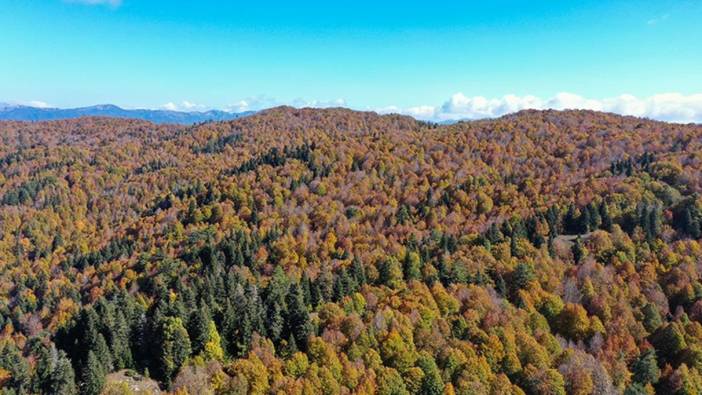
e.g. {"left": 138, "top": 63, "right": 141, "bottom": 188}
{"left": 632, "top": 349, "right": 660, "bottom": 385}
{"left": 202, "top": 321, "right": 224, "bottom": 361}
{"left": 156, "top": 316, "right": 192, "bottom": 386}
{"left": 417, "top": 352, "right": 444, "bottom": 395}
{"left": 403, "top": 251, "right": 422, "bottom": 281}
{"left": 579, "top": 207, "right": 591, "bottom": 234}
{"left": 0, "top": 342, "right": 30, "bottom": 393}
{"left": 188, "top": 305, "right": 210, "bottom": 355}
{"left": 510, "top": 235, "right": 519, "bottom": 258}
{"left": 301, "top": 273, "right": 313, "bottom": 305}
{"left": 50, "top": 350, "right": 77, "bottom": 395}
{"left": 266, "top": 299, "right": 285, "bottom": 344}
{"left": 286, "top": 283, "right": 312, "bottom": 352}
{"left": 110, "top": 310, "right": 133, "bottom": 370}
{"left": 572, "top": 237, "right": 585, "bottom": 264}
{"left": 93, "top": 333, "right": 113, "bottom": 374}
{"left": 350, "top": 256, "right": 366, "bottom": 286}
{"left": 80, "top": 351, "right": 105, "bottom": 395}
{"left": 587, "top": 202, "right": 601, "bottom": 230}
{"left": 333, "top": 270, "right": 349, "bottom": 301}
{"left": 564, "top": 204, "right": 579, "bottom": 234}
{"left": 230, "top": 287, "right": 253, "bottom": 357}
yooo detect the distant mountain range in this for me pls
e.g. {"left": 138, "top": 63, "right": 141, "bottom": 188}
{"left": 0, "top": 103, "right": 254, "bottom": 124}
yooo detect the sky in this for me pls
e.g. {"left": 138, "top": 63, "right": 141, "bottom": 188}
{"left": 1, "top": 0, "right": 701, "bottom": 122}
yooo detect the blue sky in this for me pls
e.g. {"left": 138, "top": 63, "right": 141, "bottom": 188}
{"left": 1, "top": 0, "right": 701, "bottom": 121}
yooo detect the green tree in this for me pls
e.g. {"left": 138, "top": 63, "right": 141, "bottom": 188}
{"left": 417, "top": 352, "right": 444, "bottom": 395}
{"left": 572, "top": 236, "right": 585, "bottom": 264}
{"left": 51, "top": 350, "right": 77, "bottom": 395}
{"left": 188, "top": 305, "right": 211, "bottom": 355}
{"left": 80, "top": 351, "right": 105, "bottom": 395}
{"left": 380, "top": 257, "right": 405, "bottom": 289}
{"left": 203, "top": 320, "right": 224, "bottom": 361}
{"left": 651, "top": 323, "right": 687, "bottom": 363}
{"left": 350, "top": 256, "right": 367, "bottom": 286}
{"left": 156, "top": 316, "right": 192, "bottom": 385}
{"left": 632, "top": 349, "right": 660, "bottom": 385}
{"left": 286, "top": 283, "right": 312, "bottom": 352}
{"left": 403, "top": 251, "right": 422, "bottom": 281}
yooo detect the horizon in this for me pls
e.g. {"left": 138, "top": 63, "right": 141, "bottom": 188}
{"left": 2, "top": 99, "right": 702, "bottom": 125}
{"left": 2, "top": 1, "right": 702, "bottom": 123}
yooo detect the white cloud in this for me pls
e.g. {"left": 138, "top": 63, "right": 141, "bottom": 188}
{"left": 27, "top": 100, "right": 51, "bottom": 108}
{"left": 160, "top": 101, "right": 207, "bottom": 112}
{"left": 383, "top": 92, "right": 702, "bottom": 123}
{"left": 224, "top": 96, "right": 347, "bottom": 113}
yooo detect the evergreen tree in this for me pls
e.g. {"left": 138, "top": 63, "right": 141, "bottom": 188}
{"left": 333, "top": 269, "right": 350, "bottom": 301}
{"left": 350, "top": 256, "right": 366, "bottom": 286}
{"left": 647, "top": 205, "right": 662, "bottom": 240}
{"left": 93, "top": 333, "right": 112, "bottom": 374}
{"left": 110, "top": 310, "right": 133, "bottom": 370}
{"left": 301, "top": 273, "right": 313, "bottom": 305}
{"left": 403, "top": 251, "right": 422, "bottom": 281}
{"left": 0, "top": 342, "right": 30, "bottom": 393}
{"left": 286, "top": 283, "right": 312, "bottom": 352}
{"left": 572, "top": 237, "right": 585, "bottom": 264}
{"left": 50, "top": 350, "right": 77, "bottom": 395}
{"left": 587, "top": 202, "right": 601, "bottom": 230}
{"left": 80, "top": 351, "right": 105, "bottom": 395}
{"left": 156, "top": 316, "right": 192, "bottom": 386}
{"left": 188, "top": 304, "right": 211, "bottom": 355}
{"left": 417, "top": 352, "right": 444, "bottom": 395}
{"left": 579, "top": 207, "right": 591, "bottom": 234}
{"left": 547, "top": 234, "right": 556, "bottom": 258}
{"left": 642, "top": 303, "right": 663, "bottom": 333}
{"left": 564, "top": 204, "right": 579, "bottom": 234}
{"left": 228, "top": 287, "right": 253, "bottom": 357}
{"left": 632, "top": 349, "right": 660, "bottom": 385}
{"left": 510, "top": 235, "right": 519, "bottom": 258}
{"left": 266, "top": 299, "right": 285, "bottom": 344}
{"left": 202, "top": 321, "right": 224, "bottom": 361}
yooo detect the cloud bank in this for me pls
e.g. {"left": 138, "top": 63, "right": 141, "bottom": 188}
{"left": 381, "top": 93, "right": 702, "bottom": 123}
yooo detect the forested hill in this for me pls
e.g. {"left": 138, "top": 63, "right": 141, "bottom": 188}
{"left": 0, "top": 107, "right": 702, "bottom": 394}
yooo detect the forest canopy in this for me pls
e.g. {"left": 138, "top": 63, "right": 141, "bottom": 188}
{"left": 0, "top": 107, "right": 702, "bottom": 394}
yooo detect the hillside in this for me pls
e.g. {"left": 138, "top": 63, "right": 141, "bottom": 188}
{"left": 0, "top": 107, "right": 702, "bottom": 394}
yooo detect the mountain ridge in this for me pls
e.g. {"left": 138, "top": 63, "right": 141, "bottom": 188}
{"left": 0, "top": 102, "right": 255, "bottom": 124}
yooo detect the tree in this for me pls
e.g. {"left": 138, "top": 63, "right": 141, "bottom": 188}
{"left": 156, "top": 316, "right": 192, "bottom": 386}
{"left": 403, "top": 251, "right": 422, "bottom": 281}
{"left": 417, "top": 352, "right": 444, "bottom": 395}
{"left": 50, "top": 350, "right": 77, "bottom": 395}
{"left": 350, "top": 256, "right": 366, "bottom": 286}
{"left": 632, "top": 349, "right": 660, "bottom": 385}
{"left": 286, "top": 283, "right": 312, "bottom": 352}
{"left": 651, "top": 323, "right": 687, "bottom": 363}
{"left": 513, "top": 262, "right": 536, "bottom": 291}
{"left": 0, "top": 342, "right": 30, "bottom": 393}
{"left": 266, "top": 299, "right": 285, "bottom": 344}
{"left": 188, "top": 305, "right": 210, "bottom": 355}
{"left": 379, "top": 257, "right": 404, "bottom": 289}
{"left": 80, "top": 351, "right": 105, "bottom": 395}
{"left": 642, "top": 303, "right": 662, "bottom": 333}
{"left": 572, "top": 237, "right": 585, "bottom": 264}
{"left": 599, "top": 202, "right": 613, "bottom": 231}
{"left": 202, "top": 321, "right": 224, "bottom": 361}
